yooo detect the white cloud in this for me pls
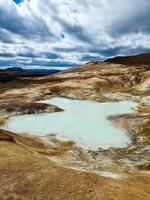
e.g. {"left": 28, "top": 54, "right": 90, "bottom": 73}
{"left": 0, "top": 0, "right": 150, "bottom": 68}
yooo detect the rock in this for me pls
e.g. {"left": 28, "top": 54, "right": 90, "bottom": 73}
{"left": 138, "top": 78, "right": 150, "bottom": 91}
{"left": 127, "top": 146, "right": 137, "bottom": 153}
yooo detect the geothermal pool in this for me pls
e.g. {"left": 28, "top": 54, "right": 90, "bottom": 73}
{"left": 4, "top": 98, "right": 136, "bottom": 149}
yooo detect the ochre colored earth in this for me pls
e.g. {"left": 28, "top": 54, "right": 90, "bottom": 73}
{"left": 0, "top": 53, "right": 150, "bottom": 199}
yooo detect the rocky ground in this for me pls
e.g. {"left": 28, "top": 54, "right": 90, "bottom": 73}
{"left": 0, "top": 53, "right": 150, "bottom": 199}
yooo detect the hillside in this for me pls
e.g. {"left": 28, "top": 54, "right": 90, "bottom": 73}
{"left": 105, "top": 53, "right": 150, "bottom": 66}
{"left": 0, "top": 53, "right": 149, "bottom": 200}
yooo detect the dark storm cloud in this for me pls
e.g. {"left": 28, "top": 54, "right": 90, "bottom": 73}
{"left": 80, "top": 47, "right": 150, "bottom": 62}
{"left": 0, "top": 53, "right": 15, "bottom": 58}
{"left": 0, "top": 50, "right": 61, "bottom": 60}
{"left": 17, "top": 51, "right": 60, "bottom": 59}
{"left": 80, "top": 55, "right": 103, "bottom": 62}
{"left": 0, "top": 29, "right": 14, "bottom": 43}
{"left": 53, "top": 45, "right": 150, "bottom": 62}
{"left": 61, "top": 22, "right": 92, "bottom": 44}
{"left": 53, "top": 47, "right": 80, "bottom": 53}
{"left": 0, "top": 2, "right": 54, "bottom": 41}
{"left": 54, "top": 16, "right": 93, "bottom": 44}
{"left": 107, "top": 3, "right": 150, "bottom": 37}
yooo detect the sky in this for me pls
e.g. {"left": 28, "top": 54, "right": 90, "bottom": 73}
{"left": 0, "top": 0, "right": 150, "bottom": 70}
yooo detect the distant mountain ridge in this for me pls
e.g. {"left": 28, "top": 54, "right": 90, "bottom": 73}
{"left": 4, "top": 67, "right": 61, "bottom": 74}
{"left": 5, "top": 67, "right": 24, "bottom": 72}
{"left": 0, "top": 67, "right": 61, "bottom": 83}
{"left": 105, "top": 53, "right": 150, "bottom": 66}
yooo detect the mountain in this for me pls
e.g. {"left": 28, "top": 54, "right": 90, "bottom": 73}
{"left": 5, "top": 67, "right": 24, "bottom": 72}
{"left": 4, "top": 67, "right": 61, "bottom": 74}
{"left": 105, "top": 52, "right": 150, "bottom": 66}
{"left": 0, "top": 67, "right": 61, "bottom": 83}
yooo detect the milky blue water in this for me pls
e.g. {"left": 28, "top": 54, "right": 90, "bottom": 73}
{"left": 4, "top": 98, "right": 136, "bottom": 149}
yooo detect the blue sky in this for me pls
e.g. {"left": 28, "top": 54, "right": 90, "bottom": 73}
{"left": 13, "top": 0, "right": 23, "bottom": 4}
{"left": 0, "top": 0, "right": 150, "bottom": 70}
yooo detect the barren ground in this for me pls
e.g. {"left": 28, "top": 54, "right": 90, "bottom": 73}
{"left": 0, "top": 54, "right": 150, "bottom": 199}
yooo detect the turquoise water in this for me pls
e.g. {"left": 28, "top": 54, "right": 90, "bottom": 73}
{"left": 4, "top": 98, "right": 136, "bottom": 149}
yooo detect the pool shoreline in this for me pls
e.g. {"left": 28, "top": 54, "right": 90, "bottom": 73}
{"left": 3, "top": 97, "right": 137, "bottom": 150}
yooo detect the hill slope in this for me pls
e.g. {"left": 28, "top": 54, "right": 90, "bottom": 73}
{"left": 105, "top": 53, "right": 150, "bottom": 66}
{"left": 0, "top": 53, "right": 149, "bottom": 200}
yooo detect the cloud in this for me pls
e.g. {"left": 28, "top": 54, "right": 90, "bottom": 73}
{"left": 0, "top": 0, "right": 150, "bottom": 68}
{"left": 0, "top": 0, "right": 54, "bottom": 41}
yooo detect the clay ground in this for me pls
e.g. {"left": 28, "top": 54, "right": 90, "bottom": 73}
{"left": 0, "top": 53, "right": 150, "bottom": 199}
